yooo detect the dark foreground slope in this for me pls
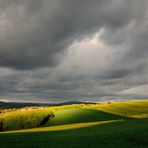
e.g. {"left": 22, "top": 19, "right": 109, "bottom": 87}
{"left": 0, "top": 119, "right": 148, "bottom": 148}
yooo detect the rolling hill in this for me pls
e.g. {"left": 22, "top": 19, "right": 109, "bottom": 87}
{"left": 0, "top": 101, "right": 95, "bottom": 109}
{"left": 0, "top": 100, "right": 148, "bottom": 148}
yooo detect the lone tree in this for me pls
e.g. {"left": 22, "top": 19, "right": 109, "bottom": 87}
{"left": 108, "top": 101, "right": 112, "bottom": 104}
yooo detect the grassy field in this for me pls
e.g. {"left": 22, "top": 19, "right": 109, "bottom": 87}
{"left": 45, "top": 108, "right": 127, "bottom": 126}
{"left": 0, "top": 107, "right": 53, "bottom": 131}
{"left": 84, "top": 100, "right": 148, "bottom": 118}
{"left": 0, "top": 100, "right": 148, "bottom": 148}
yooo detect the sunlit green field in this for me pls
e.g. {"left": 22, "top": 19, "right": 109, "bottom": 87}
{"left": 0, "top": 100, "right": 148, "bottom": 148}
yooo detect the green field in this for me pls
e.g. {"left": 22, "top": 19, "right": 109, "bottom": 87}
{"left": 0, "top": 100, "right": 148, "bottom": 148}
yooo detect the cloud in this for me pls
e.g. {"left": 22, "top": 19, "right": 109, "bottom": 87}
{"left": 0, "top": 0, "right": 147, "bottom": 69}
{"left": 120, "top": 85, "right": 148, "bottom": 98}
{"left": 0, "top": 0, "right": 148, "bottom": 102}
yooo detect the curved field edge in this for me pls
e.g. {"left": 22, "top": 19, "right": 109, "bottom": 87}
{"left": 0, "top": 119, "right": 123, "bottom": 134}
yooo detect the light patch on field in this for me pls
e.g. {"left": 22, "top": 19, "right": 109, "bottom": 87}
{"left": 130, "top": 114, "right": 148, "bottom": 119}
{"left": 83, "top": 100, "right": 148, "bottom": 119}
{"left": 0, "top": 119, "right": 123, "bottom": 134}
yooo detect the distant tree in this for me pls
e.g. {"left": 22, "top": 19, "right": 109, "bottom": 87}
{"left": 108, "top": 101, "right": 112, "bottom": 104}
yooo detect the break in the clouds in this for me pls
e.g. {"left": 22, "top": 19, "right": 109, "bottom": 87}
{"left": 0, "top": 0, "right": 148, "bottom": 102}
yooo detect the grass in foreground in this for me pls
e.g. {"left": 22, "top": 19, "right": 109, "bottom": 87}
{"left": 0, "top": 119, "right": 147, "bottom": 148}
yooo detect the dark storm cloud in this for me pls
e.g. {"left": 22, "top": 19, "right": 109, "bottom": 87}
{"left": 0, "top": 0, "right": 147, "bottom": 69}
{"left": 102, "top": 69, "right": 132, "bottom": 79}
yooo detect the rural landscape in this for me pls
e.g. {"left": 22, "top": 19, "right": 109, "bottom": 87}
{"left": 0, "top": 0, "right": 148, "bottom": 147}
{"left": 0, "top": 100, "right": 148, "bottom": 147}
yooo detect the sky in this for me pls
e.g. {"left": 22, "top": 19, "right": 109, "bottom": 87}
{"left": 0, "top": 0, "right": 148, "bottom": 103}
